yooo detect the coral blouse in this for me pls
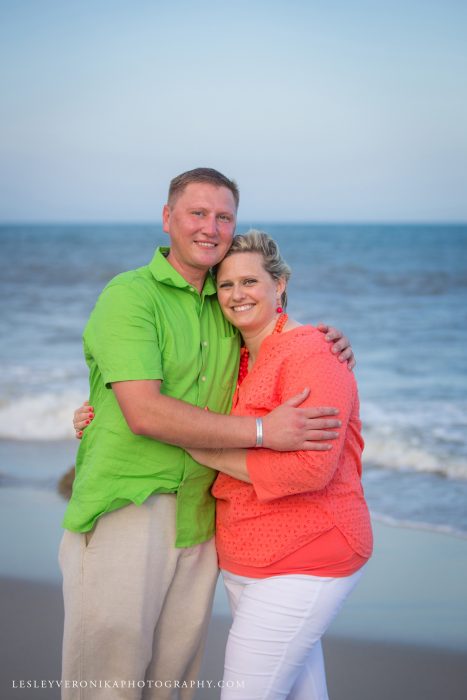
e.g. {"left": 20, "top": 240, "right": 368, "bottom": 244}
{"left": 212, "top": 326, "right": 373, "bottom": 577}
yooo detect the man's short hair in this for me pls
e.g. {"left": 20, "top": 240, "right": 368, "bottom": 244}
{"left": 168, "top": 168, "right": 240, "bottom": 209}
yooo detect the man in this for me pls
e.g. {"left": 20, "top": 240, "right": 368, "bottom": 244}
{"left": 61, "top": 168, "right": 353, "bottom": 699}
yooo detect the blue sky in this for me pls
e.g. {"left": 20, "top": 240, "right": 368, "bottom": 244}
{"left": 1, "top": 0, "right": 466, "bottom": 222}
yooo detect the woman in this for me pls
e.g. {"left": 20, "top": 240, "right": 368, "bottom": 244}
{"left": 75, "top": 231, "right": 372, "bottom": 699}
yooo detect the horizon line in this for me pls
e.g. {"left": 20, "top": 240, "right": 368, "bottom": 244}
{"left": 1, "top": 219, "right": 466, "bottom": 227}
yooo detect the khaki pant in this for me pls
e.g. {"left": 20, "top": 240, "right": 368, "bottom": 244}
{"left": 59, "top": 495, "right": 219, "bottom": 699}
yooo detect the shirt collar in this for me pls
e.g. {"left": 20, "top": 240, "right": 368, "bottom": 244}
{"left": 148, "top": 247, "right": 217, "bottom": 296}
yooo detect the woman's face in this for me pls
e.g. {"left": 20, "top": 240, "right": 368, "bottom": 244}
{"left": 216, "top": 252, "right": 285, "bottom": 334}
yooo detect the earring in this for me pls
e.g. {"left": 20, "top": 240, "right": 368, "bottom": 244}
{"left": 276, "top": 296, "right": 283, "bottom": 314}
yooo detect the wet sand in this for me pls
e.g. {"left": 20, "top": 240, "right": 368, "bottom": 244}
{"left": 1, "top": 577, "right": 466, "bottom": 700}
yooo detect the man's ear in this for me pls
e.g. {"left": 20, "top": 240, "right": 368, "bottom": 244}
{"left": 162, "top": 204, "right": 170, "bottom": 234}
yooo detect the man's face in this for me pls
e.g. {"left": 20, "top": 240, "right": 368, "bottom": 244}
{"left": 162, "top": 183, "right": 237, "bottom": 283}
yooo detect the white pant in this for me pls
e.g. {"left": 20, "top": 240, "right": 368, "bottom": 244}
{"left": 221, "top": 568, "right": 364, "bottom": 700}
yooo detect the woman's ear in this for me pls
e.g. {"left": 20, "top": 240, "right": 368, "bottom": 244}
{"left": 276, "top": 277, "right": 286, "bottom": 299}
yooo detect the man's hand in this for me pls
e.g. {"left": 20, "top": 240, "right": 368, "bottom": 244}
{"left": 262, "top": 388, "right": 341, "bottom": 452}
{"left": 317, "top": 323, "right": 355, "bottom": 370}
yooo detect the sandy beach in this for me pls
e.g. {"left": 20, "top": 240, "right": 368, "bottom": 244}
{"left": 1, "top": 440, "right": 467, "bottom": 698}
{"left": 1, "top": 576, "right": 466, "bottom": 700}
{"left": 1, "top": 522, "right": 467, "bottom": 700}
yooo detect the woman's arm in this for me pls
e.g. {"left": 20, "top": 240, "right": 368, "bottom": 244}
{"left": 188, "top": 344, "right": 358, "bottom": 496}
{"left": 186, "top": 447, "right": 251, "bottom": 483}
{"left": 245, "top": 344, "right": 359, "bottom": 502}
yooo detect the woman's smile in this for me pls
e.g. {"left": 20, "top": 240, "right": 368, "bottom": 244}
{"left": 231, "top": 303, "right": 255, "bottom": 312}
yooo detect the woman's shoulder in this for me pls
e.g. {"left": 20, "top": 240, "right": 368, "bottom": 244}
{"left": 256, "top": 326, "right": 331, "bottom": 378}
{"left": 274, "top": 325, "right": 357, "bottom": 395}
{"left": 274, "top": 324, "right": 329, "bottom": 355}
{"left": 273, "top": 324, "right": 355, "bottom": 382}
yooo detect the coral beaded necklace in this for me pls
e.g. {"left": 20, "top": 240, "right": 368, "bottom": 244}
{"left": 237, "top": 313, "right": 288, "bottom": 387}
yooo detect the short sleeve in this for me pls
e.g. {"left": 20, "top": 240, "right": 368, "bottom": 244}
{"left": 84, "top": 280, "right": 163, "bottom": 386}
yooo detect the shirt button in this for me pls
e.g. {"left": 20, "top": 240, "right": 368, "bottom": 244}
{"left": 189, "top": 286, "right": 195, "bottom": 292}
{"left": 203, "top": 341, "right": 208, "bottom": 347}
{"left": 201, "top": 376, "right": 206, "bottom": 382}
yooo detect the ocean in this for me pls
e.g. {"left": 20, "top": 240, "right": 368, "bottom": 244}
{"left": 1, "top": 222, "right": 467, "bottom": 540}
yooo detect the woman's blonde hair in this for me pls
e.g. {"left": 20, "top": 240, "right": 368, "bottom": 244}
{"left": 215, "top": 229, "right": 291, "bottom": 309}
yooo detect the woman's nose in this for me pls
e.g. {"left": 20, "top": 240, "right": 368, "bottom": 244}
{"left": 231, "top": 283, "right": 245, "bottom": 300}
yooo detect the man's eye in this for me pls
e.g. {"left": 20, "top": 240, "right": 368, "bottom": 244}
{"left": 192, "top": 211, "right": 204, "bottom": 216}
{"left": 218, "top": 214, "right": 232, "bottom": 222}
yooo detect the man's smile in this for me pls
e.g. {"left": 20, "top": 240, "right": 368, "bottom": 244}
{"left": 194, "top": 240, "right": 217, "bottom": 248}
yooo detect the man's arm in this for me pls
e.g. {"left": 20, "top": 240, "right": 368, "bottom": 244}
{"left": 186, "top": 344, "right": 357, "bottom": 495}
{"left": 111, "top": 379, "right": 342, "bottom": 452}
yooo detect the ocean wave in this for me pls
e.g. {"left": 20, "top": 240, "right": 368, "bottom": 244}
{"left": 362, "top": 399, "right": 467, "bottom": 430}
{"left": 370, "top": 511, "right": 467, "bottom": 540}
{"left": 360, "top": 400, "right": 467, "bottom": 480}
{"left": 4, "top": 364, "right": 85, "bottom": 384}
{"left": 362, "top": 433, "right": 467, "bottom": 481}
{"left": 1, "top": 393, "right": 467, "bottom": 483}
{"left": 0, "top": 392, "right": 83, "bottom": 440}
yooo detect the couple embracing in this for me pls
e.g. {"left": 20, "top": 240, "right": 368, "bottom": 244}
{"left": 61, "top": 168, "right": 372, "bottom": 700}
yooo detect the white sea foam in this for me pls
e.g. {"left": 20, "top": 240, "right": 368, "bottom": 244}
{"left": 1, "top": 392, "right": 466, "bottom": 486}
{"left": 362, "top": 399, "right": 467, "bottom": 431}
{"left": 0, "top": 392, "right": 85, "bottom": 440}
{"left": 362, "top": 431, "right": 467, "bottom": 480}
{"left": 361, "top": 400, "right": 467, "bottom": 480}
{"left": 4, "top": 363, "right": 85, "bottom": 386}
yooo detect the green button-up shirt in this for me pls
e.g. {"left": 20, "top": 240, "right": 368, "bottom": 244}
{"left": 63, "top": 247, "right": 240, "bottom": 547}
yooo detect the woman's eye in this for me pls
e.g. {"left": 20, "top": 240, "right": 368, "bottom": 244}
{"left": 243, "top": 279, "right": 257, "bottom": 286}
{"left": 218, "top": 282, "right": 232, "bottom": 289}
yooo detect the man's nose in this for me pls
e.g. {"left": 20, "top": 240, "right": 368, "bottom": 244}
{"left": 201, "top": 215, "right": 218, "bottom": 235}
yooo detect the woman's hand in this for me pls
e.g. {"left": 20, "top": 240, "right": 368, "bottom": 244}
{"left": 73, "top": 401, "right": 94, "bottom": 439}
{"left": 185, "top": 447, "right": 222, "bottom": 469}
{"left": 317, "top": 324, "right": 356, "bottom": 370}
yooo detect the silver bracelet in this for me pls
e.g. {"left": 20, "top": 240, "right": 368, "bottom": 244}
{"left": 255, "top": 418, "right": 263, "bottom": 447}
